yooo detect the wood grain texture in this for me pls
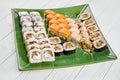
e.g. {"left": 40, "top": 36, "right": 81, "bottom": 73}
{"left": 0, "top": 0, "right": 120, "bottom": 80}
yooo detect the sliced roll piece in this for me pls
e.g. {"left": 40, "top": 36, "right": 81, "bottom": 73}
{"left": 52, "top": 44, "right": 63, "bottom": 56}
{"left": 31, "top": 16, "right": 42, "bottom": 22}
{"left": 90, "top": 31, "right": 102, "bottom": 41}
{"left": 63, "top": 42, "right": 76, "bottom": 55}
{"left": 40, "top": 44, "right": 52, "bottom": 50}
{"left": 27, "top": 43, "right": 40, "bottom": 51}
{"left": 83, "top": 19, "right": 95, "bottom": 27}
{"left": 20, "top": 16, "right": 32, "bottom": 23}
{"left": 80, "top": 12, "right": 91, "bottom": 21}
{"left": 28, "top": 49, "right": 42, "bottom": 63}
{"left": 49, "top": 36, "right": 61, "bottom": 44}
{"left": 30, "top": 12, "right": 40, "bottom": 17}
{"left": 34, "top": 26, "right": 45, "bottom": 33}
{"left": 18, "top": 12, "right": 29, "bottom": 17}
{"left": 93, "top": 38, "right": 107, "bottom": 52}
{"left": 38, "top": 38, "right": 50, "bottom": 45}
{"left": 22, "top": 27, "right": 33, "bottom": 33}
{"left": 87, "top": 25, "right": 98, "bottom": 34}
{"left": 42, "top": 48, "right": 55, "bottom": 62}
{"left": 25, "top": 38, "right": 38, "bottom": 45}
{"left": 34, "top": 22, "right": 44, "bottom": 27}
{"left": 35, "top": 32, "right": 47, "bottom": 40}
{"left": 22, "top": 21, "right": 33, "bottom": 28}
{"left": 23, "top": 31, "right": 35, "bottom": 40}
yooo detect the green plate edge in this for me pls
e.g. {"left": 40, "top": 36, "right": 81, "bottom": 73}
{"left": 11, "top": 4, "right": 117, "bottom": 71}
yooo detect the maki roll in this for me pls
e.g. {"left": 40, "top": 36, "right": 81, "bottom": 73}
{"left": 38, "top": 38, "right": 50, "bottom": 45}
{"left": 79, "top": 38, "right": 93, "bottom": 52}
{"left": 35, "top": 32, "right": 47, "bottom": 40}
{"left": 18, "top": 12, "right": 29, "bottom": 17}
{"left": 63, "top": 42, "right": 76, "bottom": 55}
{"left": 28, "top": 49, "right": 42, "bottom": 63}
{"left": 87, "top": 25, "right": 98, "bottom": 34}
{"left": 90, "top": 31, "right": 102, "bottom": 41}
{"left": 34, "top": 27, "right": 45, "bottom": 33}
{"left": 49, "top": 36, "right": 61, "bottom": 44}
{"left": 22, "top": 27, "right": 33, "bottom": 33}
{"left": 34, "top": 22, "right": 44, "bottom": 27}
{"left": 20, "top": 16, "right": 32, "bottom": 23}
{"left": 27, "top": 43, "right": 40, "bottom": 51}
{"left": 42, "top": 48, "right": 55, "bottom": 62}
{"left": 52, "top": 44, "right": 63, "bottom": 56}
{"left": 22, "top": 21, "right": 33, "bottom": 28}
{"left": 31, "top": 16, "right": 42, "bottom": 22}
{"left": 80, "top": 12, "right": 91, "bottom": 21}
{"left": 23, "top": 31, "right": 35, "bottom": 40}
{"left": 48, "top": 24, "right": 61, "bottom": 36}
{"left": 70, "top": 27, "right": 80, "bottom": 34}
{"left": 40, "top": 44, "right": 52, "bottom": 50}
{"left": 66, "top": 18, "right": 75, "bottom": 24}
{"left": 30, "top": 12, "right": 40, "bottom": 17}
{"left": 68, "top": 23, "right": 79, "bottom": 29}
{"left": 58, "top": 28, "right": 71, "bottom": 40}
{"left": 70, "top": 33, "right": 82, "bottom": 42}
{"left": 93, "top": 38, "right": 107, "bottom": 52}
{"left": 25, "top": 38, "right": 38, "bottom": 45}
{"left": 83, "top": 19, "right": 95, "bottom": 27}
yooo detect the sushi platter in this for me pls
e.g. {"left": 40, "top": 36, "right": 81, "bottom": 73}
{"left": 12, "top": 4, "right": 117, "bottom": 70}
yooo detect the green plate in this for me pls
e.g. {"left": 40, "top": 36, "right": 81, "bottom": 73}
{"left": 12, "top": 4, "right": 117, "bottom": 71}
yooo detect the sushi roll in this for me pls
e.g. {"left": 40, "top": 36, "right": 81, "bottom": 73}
{"left": 23, "top": 31, "right": 35, "bottom": 40}
{"left": 90, "top": 31, "right": 102, "bottom": 41}
{"left": 42, "top": 48, "right": 55, "bottom": 62}
{"left": 25, "top": 38, "right": 38, "bottom": 45}
{"left": 34, "top": 21, "right": 44, "bottom": 27}
{"left": 18, "top": 12, "right": 29, "bottom": 17}
{"left": 70, "top": 33, "right": 82, "bottom": 42}
{"left": 68, "top": 23, "right": 79, "bottom": 29}
{"left": 66, "top": 18, "right": 75, "bottom": 24}
{"left": 79, "top": 38, "right": 93, "bottom": 52}
{"left": 87, "top": 25, "right": 98, "bottom": 34}
{"left": 38, "top": 38, "right": 50, "bottom": 45}
{"left": 40, "top": 44, "right": 52, "bottom": 50}
{"left": 58, "top": 23, "right": 69, "bottom": 29}
{"left": 35, "top": 32, "right": 47, "bottom": 40}
{"left": 27, "top": 43, "right": 40, "bottom": 51}
{"left": 22, "top": 21, "right": 33, "bottom": 28}
{"left": 52, "top": 44, "right": 63, "bottom": 56}
{"left": 20, "top": 16, "right": 32, "bottom": 23}
{"left": 63, "top": 42, "right": 76, "bottom": 55}
{"left": 70, "top": 27, "right": 79, "bottom": 34}
{"left": 49, "top": 24, "right": 61, "bottom": 36}
{"left": 80, "top": 12, "right": 91, "bottom": 21}
{"left": 28, "top": 49, "right": 42, "bottom": 63}
{"left": 22, "top": 27, "right": 33, "bottom": 33}
{"left": 93, "top": 38, "right": 107, "bottom": 52}
{"left": 30, "top": 12, "right": 40, "bottom": 17}
{"left": 83, "top": 19, "right": 95, "bottom": 27}
{"left": 34, "top": 27, "right": 45, "bottom": 33}
{"left": 58, "top": 28, "right": 71, "bottom": 40}
{"left": 49, "top": 36, "right": 61, "bottom": 44}
{"left": 31, "top": 16, "right": 42, "bottom": 22}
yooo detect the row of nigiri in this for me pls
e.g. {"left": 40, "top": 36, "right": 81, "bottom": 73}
{"left": 18, "top": 11, "right": 55, "bottom": 63}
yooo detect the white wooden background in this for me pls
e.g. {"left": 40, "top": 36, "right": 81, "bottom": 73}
{"left": 0, "top": 0, "right": 120, "bottom": 80}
